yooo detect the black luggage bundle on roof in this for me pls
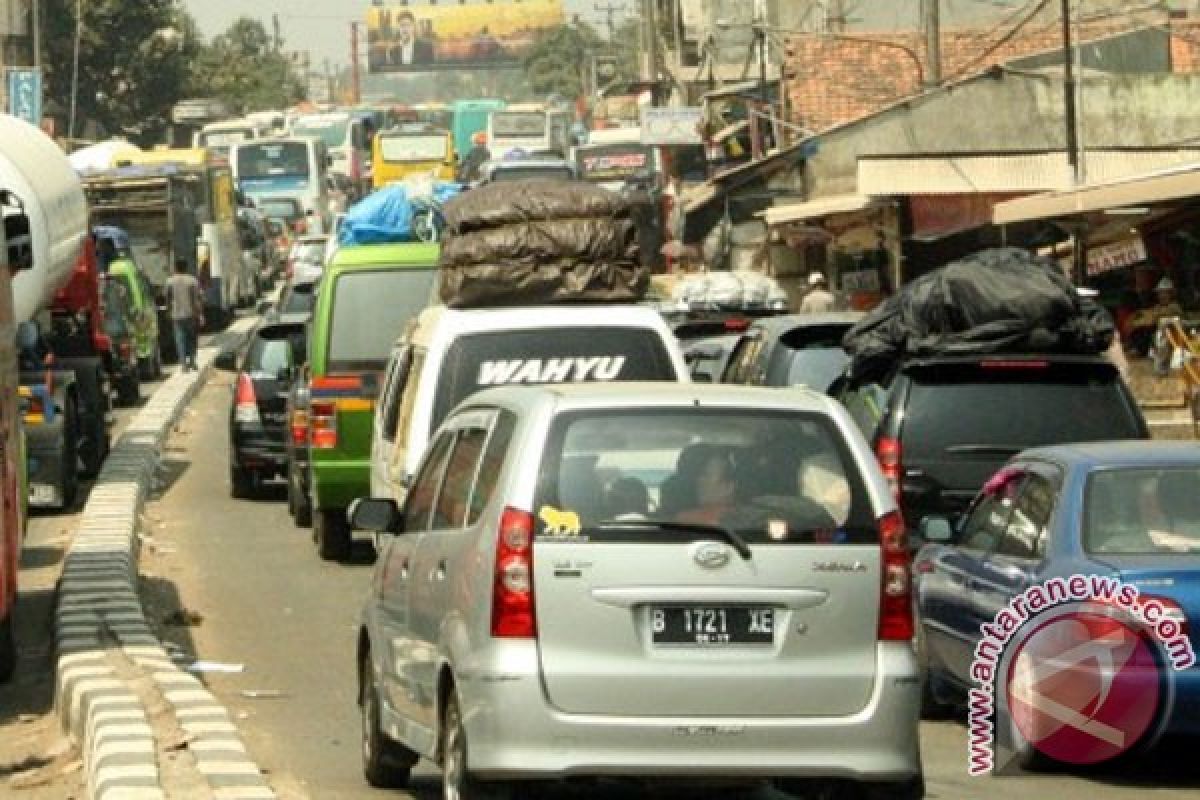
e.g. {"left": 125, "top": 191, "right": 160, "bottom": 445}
{"left": 437, "top": 179, "right": 648, "bottom": 308}
{"left": 842, "top": 247, "right": 1115, "bottom": 383}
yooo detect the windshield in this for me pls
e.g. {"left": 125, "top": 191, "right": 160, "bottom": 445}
{"left": 236, "top": 142, "right": 310, "bottom": 180}
{"left": 246, "top": 337, "right": 294, "bottom": 376}
{"left": 327, "top": 268, "right": 437, "bottom": 371}
{"left": 576, "top": 145, "right": 652, "bottom": 183}
{"left": 904, "top": 364, "right": 1142, "bottom": 459}
{"left": 280, "top": 282, "right": 316, "bottom": 315}
{"left": 258, "top": 198, "right": 303, "bottom": 221}
{"left": 489, "top": 166, "right": 574, "bottom": 183}
{"left": 292, "top": 117, "right": 350, "bottom": 148}
{"left": 199, "top": 128, "right": 253, "bottom": 148}
{"left": 491, "top": 111, "right": 546, "bottom": 138}
{"left": 380, "top": 134, "right": 447, "bottom": 163}
{"left": 433, "top": 327, "right": 677, "bottom": 430}
{"left": 534, "top": 410, "right": 871, "bottom": 541}
{"left": 1086, "top": 467, "right": 1200, "bottom": 555}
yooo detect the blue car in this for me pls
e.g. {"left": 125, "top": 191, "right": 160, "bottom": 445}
{"left": 914, "top": 441, "right": 1200, "bottom": 741}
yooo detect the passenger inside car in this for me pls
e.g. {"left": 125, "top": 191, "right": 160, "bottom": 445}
{"left": 674, "top": 448, "right": 738, "bottom": 525}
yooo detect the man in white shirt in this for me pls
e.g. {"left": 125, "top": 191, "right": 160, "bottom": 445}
{"left": 799, "top": 272, "right": 837, "bottom": 314}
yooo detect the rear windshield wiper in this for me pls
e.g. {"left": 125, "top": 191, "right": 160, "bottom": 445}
{"left": 944, "top": 444, "right": 1024, "bottom": 456}
{"left": 595, "top": 521, "right": 753, "bottom": 561}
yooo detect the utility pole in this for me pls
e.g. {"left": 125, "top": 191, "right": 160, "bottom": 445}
{"left": 31, "top": 0, "right": 42, "bottom": 67}
{"left": 272, "top": 13, "right": 282, "bottom": 52}
{"left": 1061, "top": 0, "right": 1080, "bottom": 184}
{"left": 921, "top": 0, "right": 941, "bottom": 88}
{"left": 594, "top": 2, "right": 627, "bottom": 40}
{"left": 350, "top": 22, "right": 363, "bottom": 105}
{"left": 639, "top": 0, "right": 660, "bottom": 83}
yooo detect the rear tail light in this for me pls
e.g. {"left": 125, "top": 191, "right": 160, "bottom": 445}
{"left": 876, "top": 436, "right": 902, "bottom": 501}
{"left": 878, "top": 510, "right": 914, "bottom": 641}
{"left": 309, "top": 400, "right": 337, "bottom": 449}
{"left": 290, "top": 407, "right": 310, "bottom": 446}
{"left": 234, "top": 374, "right": 261, "bottom": 425}
{"left": 491, "top": 507, "right": 536, "bottom": 638}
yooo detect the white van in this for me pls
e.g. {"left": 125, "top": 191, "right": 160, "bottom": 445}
{"left": 369, "top": 304, "right": 689, "bottom": 503}
{"left": 487, "top": 104, "right": 573, "bottom": 158}
{"left": 231, "top": 137, "right": 331, "bottom": 235}
{"left": 289, "top": 112, "right": 371, "bottom": 198}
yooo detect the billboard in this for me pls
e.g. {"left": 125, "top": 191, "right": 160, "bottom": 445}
{"left": 367, "top": 0, "right": 565, "bottom": 73}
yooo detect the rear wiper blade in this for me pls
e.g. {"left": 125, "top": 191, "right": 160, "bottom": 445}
{"left": 944, "top": 444, "right": 1024, "bottom": 455}
{"left": 596, "top": 520, "right": 753, "bottom": 561}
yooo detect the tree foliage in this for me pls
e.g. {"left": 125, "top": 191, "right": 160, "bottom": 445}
{"left": 523, "top": 19, "right": 642, "bottom": 101}
{"left": 188, "top": 17, "right": 306, "bottom": 115}
{"left": 42, "top": 0, "right": 198, "bottom": 143}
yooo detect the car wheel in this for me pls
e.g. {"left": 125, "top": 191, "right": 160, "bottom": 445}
{"left": 860, "top": 775, "right": 925, "bottom": 800}
{"left": 230, "top": 466, "right": 254, "bottom": 499}
{"left": 116, "top": 371, "right": 140, "bottom": 408}
{"left": 442, "top": 694, "right": 511, "bottom": 800}
{"left": 293, "top": 475, "right": 312, "bottom": 527}
{"left": 60, "top": 396, "right": 79, "bottom": 510}
{"left": 315, "top": 509, "right": 351, "bottom": 561}
{"left": 361, "top": 652, "right": 416, "bottom": 788}
{"left": 0, "top": 610, "right": 16, "bottom": 684}
{"left": 916, "top": 622, "right": 957, "bottom": 719}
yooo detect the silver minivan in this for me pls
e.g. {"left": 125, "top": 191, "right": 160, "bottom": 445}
{"left": 353, "top": 383, "right": 923, "bottom": 799}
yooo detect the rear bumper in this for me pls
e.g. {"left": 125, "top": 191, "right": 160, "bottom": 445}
{"left": 310, "top": 457, "right": 370, "bottom": 510}
{"left": 25, "top": 420, "right": 65, "bottom": 507}
{"left": 232, "top": 425, "right": 288, "bottom": 474}
{"left": 448, "top": 643, "right": 922, "bottom": 782}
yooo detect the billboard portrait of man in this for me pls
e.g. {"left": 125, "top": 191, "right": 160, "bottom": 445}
{"left": 389, "top": 11, "right": 435, "bottom": 66}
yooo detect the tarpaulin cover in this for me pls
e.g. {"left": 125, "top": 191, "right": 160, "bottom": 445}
{"left": 443, "top": 179, "right": 631, "bottom": 234}
{"left": 338, "top": 181, "right": 462, "bottom": 246}
{"left": 843, "top": 247, "right": 1114, "bottom": 382}
{"left": 438, "top": 178, "right": 648, "bottom": 307}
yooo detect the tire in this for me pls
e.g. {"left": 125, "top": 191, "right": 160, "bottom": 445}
{"left": 59, "top": 396, "right": 79, "bottom": 510}
{"left": 116, "top": 372, "right": 140, "bottom": 408}
{"left": 293, "top": 476, "right": 312, "bottom": 527}
{"left": 916, "top": 623, "right": 957, "bottom": 720}
{"left": 79, "top": 394, "right": 110, "bottom": 479}
{"left": 315, "top": 508, "right": 351, "bottom": 561}
{"left": 0, "top": 610, "right": 16, "bottom": 684}
{"left": 442, "top": 694, "right": 512, "bottom": 800}
{"left": 361, "top": 652, "right": 416, "bottom": 788}
{"left": 230, "top": 466, "right": 254, "bottom": 499}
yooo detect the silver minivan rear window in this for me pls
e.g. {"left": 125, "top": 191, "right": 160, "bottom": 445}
{"left": 534, "top": 410, "right": 876, "bottom": 544}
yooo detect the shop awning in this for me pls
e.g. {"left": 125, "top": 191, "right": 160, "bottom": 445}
{"left": 761, "top": 194, "right": 880, "bottom": 226}
{"left": 859, "top": 150, "right": 1200, "bottom": 197}
{"left": 993, "top": 161, "right": 1200, "bottom": 224}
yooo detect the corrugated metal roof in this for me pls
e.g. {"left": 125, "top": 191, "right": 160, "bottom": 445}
{"left": 761, "top": 194, "right": 881, "bottom": 226}
{"left": 993, "top": 160, "right": 1200, "bottom": 224}
{"left": 858, "top": 150, "right": 1200, "bottom": 195}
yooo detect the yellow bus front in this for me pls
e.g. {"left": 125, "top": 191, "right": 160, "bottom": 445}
{"left": 372, "top": 129, "right": 457, "bottom": 188}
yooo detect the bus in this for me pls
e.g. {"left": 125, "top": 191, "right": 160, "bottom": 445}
{"left": 372, "top": 126, "right": 456, "bottom": 188}
{"left": 449, "top": 98, "right": 506, "bottom": 158}
{"left": 231, "top": 138, "right": 331, "bottom": 236}
{"left": 487, "top": 103, "right": 573, "bottom": 158}
{"left": 193, "top": 118, "right": 269, "bottom": 158}
{"left": 289, "top": 111, "right": 372, "bottom": 198}
{"left": 168, "top": 97, "right": 231, "bottom": 149}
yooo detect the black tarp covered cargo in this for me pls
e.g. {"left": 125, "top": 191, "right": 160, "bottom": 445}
{"left": 842, "top": 248, "right": 1114, "bottom": 382}
{"left": 438, "top": 178, "right": 649, "bottom": 308}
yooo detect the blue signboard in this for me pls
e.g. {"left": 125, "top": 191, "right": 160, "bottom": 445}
{"left": 7, "top": 68, "right": 43, "bottom": 126}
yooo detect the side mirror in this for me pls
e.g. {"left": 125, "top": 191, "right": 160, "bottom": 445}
{"left": 214, "top": 349, "right": 238, "bottom": 371}
{"left": 919, "top": 516, "right": 954, "bottom": 544}
{"left": 349, "top": 497, "right": 403, "bottom": 533}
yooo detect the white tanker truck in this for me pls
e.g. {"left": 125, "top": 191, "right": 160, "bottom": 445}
{"left": 1, "top": 114, "right": 110, "bottom": 510}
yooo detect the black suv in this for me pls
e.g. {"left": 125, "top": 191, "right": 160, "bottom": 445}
{"left": 722, "top": 312, "right": 863, "bottom": 393}
{"left": 835, "top": 355, "right": 1150, "bottom": 532}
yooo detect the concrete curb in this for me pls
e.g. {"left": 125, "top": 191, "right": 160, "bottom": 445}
{"left": 55, "top": 325, "right": 276, "bottom": 800}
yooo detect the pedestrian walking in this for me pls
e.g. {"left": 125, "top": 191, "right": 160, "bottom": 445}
{"left": 165, "top": 259, "right": 204, "bottom": 371}
{"left": 799, "top": 271, "right": 837, "bottom": 313}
